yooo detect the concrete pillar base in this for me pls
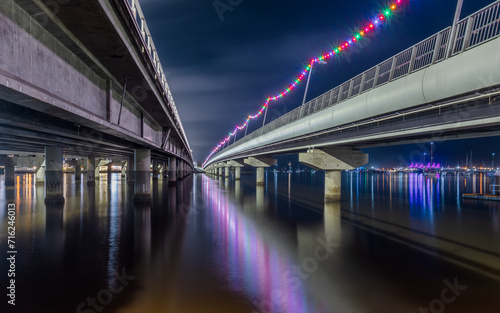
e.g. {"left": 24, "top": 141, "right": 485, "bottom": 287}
{"left": 325, "top": 171, "right": 342, "bottom": 202}
{"left": 87, "top": 156, "right": 96, "bottom": 186}
{"left": 45, "top": 146, "right": 64, "bottom": 204}
{"left": 235, "top": 167, "right": 242, "bottom": 180}
{"left": 169, "top": 157, "right": 177, "bottom": 185}
{"left": 75, "top": 160, "right": 82, "bottom": 181}
{"left": 4, "top": 156, "right": 15, "bottom": 186}
{"left": 134, "top": 149, "right": 151, "bottom": 203}
{"left": 256, "top": 167, "right": 265, "bottom": 186}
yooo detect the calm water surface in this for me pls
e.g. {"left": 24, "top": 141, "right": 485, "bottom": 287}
{"left": 0, "top": 172, "right": 499, "bottom": 313}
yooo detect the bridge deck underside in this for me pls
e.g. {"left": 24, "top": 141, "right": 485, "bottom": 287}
{"left": 222, "top": 93, "right": 500, "bottom": 160}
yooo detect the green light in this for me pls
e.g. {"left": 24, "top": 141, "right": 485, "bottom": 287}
{"left": 384, "top": 10, "right": 390, "bottom": 16}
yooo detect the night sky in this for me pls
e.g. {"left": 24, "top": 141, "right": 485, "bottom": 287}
{"left": 138, "top": 0, "right": 497, "bottom": 167}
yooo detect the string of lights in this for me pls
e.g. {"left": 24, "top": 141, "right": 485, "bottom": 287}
{"left": 203, "top": 0, "right": 405, "bottom": 166}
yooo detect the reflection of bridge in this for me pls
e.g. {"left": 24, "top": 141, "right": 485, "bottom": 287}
{"left": 0, "top": 0, "right": 193, "bottom": 203}
{"left": 204, "top": 1, "right": 500, "bottom": 201}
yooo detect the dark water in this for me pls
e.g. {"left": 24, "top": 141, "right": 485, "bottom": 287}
{"left": 0, "top": 172, "right": 500, "bottom": 313}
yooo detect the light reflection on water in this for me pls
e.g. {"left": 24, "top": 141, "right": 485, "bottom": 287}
{"left": 0, "top": 172, "right": 499, "bottom": 313}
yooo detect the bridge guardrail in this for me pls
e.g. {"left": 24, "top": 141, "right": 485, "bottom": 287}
{"left": 218, "top": 0, "right": 500, "bottom": 158}
{"left": 123, "top": 0, "right": 192, "bottom": 159}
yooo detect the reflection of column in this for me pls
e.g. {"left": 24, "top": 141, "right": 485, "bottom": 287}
{"left": 134, "top": 207, "right": 151, "bottom": 260}
{"left": 256, "top": 185, "right": 265, "bottom": 212}
{"left": 45, "top": 146, "right": 64, "bottom": 204}
{"left": 168, "top": 184, "right": 177, "bottom": 211}
{"left": 163, "top": 161, "right": 168, "bottom": 180}
{"left": 134, "top": 149, "right": 151, "bottom": 205}
{"left": 4, "top": 156, "right": 15, "bottom": 186}
{"left": 87, "top": 156, "right": 96, "bottom": 186}
{"left": 169, "top": 157, "right": 177, "bottom": 185}
{"left": 324, "top": 202, "right": 341, "bottom": 247}
{"left": 152, "top": 159, "right": 159, "bottom": 180}
{"left": 235, "top": 180, "right": 241, "bottom": 201}
{"left": 472, "top": 174, "right": 477, "bottom": 194}
{"left": 107, "top": 163, "right": 112, "bottom": 184}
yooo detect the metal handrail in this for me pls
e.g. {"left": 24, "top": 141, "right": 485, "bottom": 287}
{"left": 215, "top": 0, "right": 500, "bottom": 159}
{"left": 123, "top": 0, "right": 192, "bottom": 158}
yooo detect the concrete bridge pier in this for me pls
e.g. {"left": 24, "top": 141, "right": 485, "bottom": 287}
{"left": 299, "top": 148, "right": 368, "bottom": 202}
{"left": 44, "top": 146, "right": 64, "bottom": 205}
{"left": 127, "top": 155, "right": 135, "bottom": 185}
{"left": 87, "top": 156, "right": 96, "bottom": 186}
{"left": 36, "top": 160, "right": 46, "bottom": 185}
{"left": 75, "top": 159, "right": 82, "bottom": 182}
{"left": 162, "top": 161, "right": 168, "bottom": 180}
{"left": 107, "top": 162, "right": 112, "bottom": 183}
{"left": 121, "top": 161, "right": 127, "bottom": 178}
{"left": 218, "top": 166, "right": 223, "bottom": 177}
{"left": 134, "top": 149, "right": 151, "bottom": 205}
{"left": 4, "top": 156, "right": 15, "bottom": 186}
{"left": 244, "top": 157, "right": 277, "bottom": 186}
{"left": 178, "top": 161, "right": 184, "bottom": 180}
{"left": 228, "top": 160, "right": 245, "bottom": 180}
{"left": 169, "top": 157, "right": 177, "bottom": 185}
{"left": 152, "top": 159, "right": 159, "bottom": 180}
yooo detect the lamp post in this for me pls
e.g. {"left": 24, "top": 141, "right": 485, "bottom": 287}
{"left": 430, "top": 142, "right": 434, "bottom": 165}
{"left": 302, "top": 60, "right": 328, "bottom": 106}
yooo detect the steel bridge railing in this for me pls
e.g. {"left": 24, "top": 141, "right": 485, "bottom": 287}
{"left": 218, "top": 0, "right": 500, "bottom": 157}
{"left": 122, "top": 0, "right": 192, "bottom": 159}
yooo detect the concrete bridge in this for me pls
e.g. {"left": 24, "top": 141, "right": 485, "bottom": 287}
{"left": 0, "top": 0, "right": 193, "bottom": 204}
{"left": 204, "top": 1, "right": 500, "bottom": 201}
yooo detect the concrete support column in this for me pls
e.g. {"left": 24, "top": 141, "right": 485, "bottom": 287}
{"left": 325, "top": 170, "right": 342, "bottom": 202}
{"left": 228, "top": 160, "right": 244, "bottom": 180}
{"left": 45, "top": 146, "right": 64, "bottom": 204}
{"left": 299, "top": 148, "right": 368, "bottom": 202}
{"left": 94, "top": 159, "right": 101, "bottom": 181}
{"left": 87, "top": 156, "right": 96, "bottom": 186}
{"left": 179, "top": 161, "right": 185, "bottom": 179}
{"left": 162, "top": 161, "right": 168, "bottom": 179}
{"left": 4, "top": 156, "right": 15, "bottom": 187}
{"left": 218, "top": 167, "right": 223, "bottom": 176}
{"left": 121, "top": 161, "right": 127, "bottom": 178}
{"left": 169, "top": 157, "right": 177, "bottom": 185}
{"left": 244, "top": 157, "right": 277, "bottom": 186}
{"left": 152, "top": 159, "right": 159, "bottom": 180}
{"left": 225, "top": 166, "right": 230, "bottom": 178}
{"left": 134, "top": 149, "right": 151, "bottom": 205}
{"left": 107, "top": 163, "right": 112, "bottom": 183}
{"left": 256, "top": 167, "right": 265, "bottom": 185}
{"left": 36, "top": 160, "right": 46, "bottom": 185}
{"left": 75, "top": 159, "right": 82, "bottom": 181}
{"left": 127, "top": 155, "right": 135, "bottom": 185}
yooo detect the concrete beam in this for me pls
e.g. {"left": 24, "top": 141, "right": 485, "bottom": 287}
{"left": 299, "top": 148, "right": 368, "bottom": 202}
{"left": 244, "top": 157, "right": 277, "bottom": 168}
{"left": 228, "top": 160, "right": 245, "bottom": 167}
{"left": 299, "top": 147, "right": 368, "bottom": 170}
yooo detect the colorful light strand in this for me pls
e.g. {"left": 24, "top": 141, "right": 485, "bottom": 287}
{"left": 203, "top": 0, "right": 405, "bottom": 167}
